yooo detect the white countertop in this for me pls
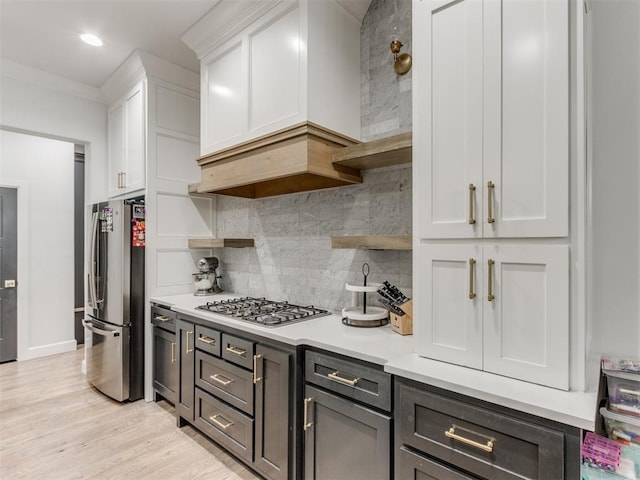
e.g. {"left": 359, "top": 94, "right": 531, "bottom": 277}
{"left": 151, "top": 293, "right": 599, "bottom": 430}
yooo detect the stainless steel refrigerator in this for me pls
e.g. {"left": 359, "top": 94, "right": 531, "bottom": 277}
{"left": 84, "top": 197, "right": 145, "bottom": 402}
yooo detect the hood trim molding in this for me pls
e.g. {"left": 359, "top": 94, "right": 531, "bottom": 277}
{"left": 190, "top": 122, "right": 362, "bottom": 199}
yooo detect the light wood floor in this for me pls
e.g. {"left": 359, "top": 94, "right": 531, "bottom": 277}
{"left": 0, "top": 348, "right": 261, "bottom": 480}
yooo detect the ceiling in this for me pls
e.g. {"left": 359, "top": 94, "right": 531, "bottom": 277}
{"left": 0, "top": 0, "right": 219, "bottom": 88}
{"left": 0, "top": 0, "right": 373, "bottom": 90}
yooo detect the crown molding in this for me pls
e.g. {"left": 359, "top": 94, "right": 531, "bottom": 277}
{"left": 0, "top": 58, "right": 106, "bottom": 104}
{"left": 181, "top": 0, "right": 284, "bottom": 59}
{"left": 100, "top": 50, "right": 199, "bottom": 104}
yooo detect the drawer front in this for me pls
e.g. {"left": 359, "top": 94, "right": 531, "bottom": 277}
{"left": 195, "top": 388, "right": 254, "bottom": 463}
{"left": 195, "top": 324, "right": 221, "bottom": 357}
{"left": 305, "top": 350, "right": 392, "bottom": 411}
{"left": 396, "top": 382, "right": 565, "bottom": 480}
{"left": 222, "top": 334, "right": 254, "bottom": 370}
{"left": 195, "top": 351, "right": 254, "bottom": 415}
{"left": 397, "top": 446, "right": 476, "bottom": 480}
{"left": 151, "top": 306, "right": 175, "bottom": 332}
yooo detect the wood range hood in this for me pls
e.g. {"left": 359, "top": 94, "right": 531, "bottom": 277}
{"left": 189, "top": 122, "right": 363, "bottom": 199}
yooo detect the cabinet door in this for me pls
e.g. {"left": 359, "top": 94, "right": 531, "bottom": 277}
{"left": 176, "top": 319, "right": 195, "bottom": 423}
{"left": 123, "top": 81, "right": 145, "bottom": 194}
{"left": 414, "top": 244, "right": 483, "bottom": 369}
{"left": 107, "top": 103, "right": 125, "bottom": 197}
{"left": 414, "top": 0, "right": 483, "bottom": 239}
{"left": 254, "top": 344, "right": 290, "bottom": 480}
{"left": 396, "top": 446, "right": 476, "bottom": 480}
{"left": 483, "top": 0, "right": 568, "bottom": 238}
{"left": 483, "top": 245, "right": 569, "bottom": 390}
{"left": 153, "top": 326, "right": 177, "bottom": 404}
{"left": 304, "top": 385, "right": 391, "bottom": 480}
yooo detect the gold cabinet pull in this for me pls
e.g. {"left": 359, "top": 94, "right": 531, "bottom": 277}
{"left": 253, "top": 354, "right": 262, "bottom": 384}
{"left": 186, "top": 330, "right": 194, "bottom": 354}
{"left": 197, "top": 336, "right": 216, "bottom": 345}
{"left": 155, "top": 315, "right": 170, "bottom": 322}
{"left": 210, "top": 374, "right": 233, "bottom": 386}
{"left": 487, "top": 259, "right": 495, "bottom": 302}
{"left": 445, "top": 425, "right": 494, "bottom": 453}
{"left": 327, "top": 371, "right": 359, "bottom": 387}
{"left": 121, "top": 172, "right": 126, "bottom": 188}
{"left": 226, "top": 345, "right": 247, "bottom": 357}
{"left": 468, "top": 258, "right": 477, "bottom": 299}
{"left": 303, "top": 397, "right": 314, "bottom": 431}
{"left": 171, "top": 342, "right": 176, "bottom": 364}
{"left": 117, "top": 172, "right": 121, "bottom": 189}
{"left": 487, "top": 181, "right": 496, "bottom": 224}
{"left": 209, "top": 414, "right": 233, "bottom": 430}
{"left": 468, "top": 184, "right": 476, "bottom": 224}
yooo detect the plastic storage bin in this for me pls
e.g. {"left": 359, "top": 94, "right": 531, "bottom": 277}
{"left": 600, "top": 407, "right": 640, "bottom": 447}
{"left": 604, "top": 370, "right": 640, "bottom": 418}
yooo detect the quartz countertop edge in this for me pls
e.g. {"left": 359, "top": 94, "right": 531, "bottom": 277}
{"left": 151, "top": 293, "right": 598, "bottom": 431}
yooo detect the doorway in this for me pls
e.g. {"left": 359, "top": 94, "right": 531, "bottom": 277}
{"left": 0, "top": 187, "right": 18, "bottom": 362}
{"left": 74, "top": 148, "right": 85, "bottom": 345}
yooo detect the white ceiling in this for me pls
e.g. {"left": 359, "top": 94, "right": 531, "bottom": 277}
{"left": 0, "top": 0, "right": 219, "bottom": 88}
{"left": 0, "top": 0, "right": 373, "bottom": 90}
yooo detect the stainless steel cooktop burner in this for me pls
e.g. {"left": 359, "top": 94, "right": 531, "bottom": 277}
{"left": 196, "top": 297, "right": 330, "bottom": 327}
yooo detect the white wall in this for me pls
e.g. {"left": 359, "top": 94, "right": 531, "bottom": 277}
{"left": 0, "top": 131, "right": 76, "bottom": 359}
{"left": 0, "top": 59, "right": 108, "bottom": 361}
{"left": 589, "top": 0, "right": 640, "bottom": 359}
{"left": 0, "top": 59, "right": 108, "bottom": 204}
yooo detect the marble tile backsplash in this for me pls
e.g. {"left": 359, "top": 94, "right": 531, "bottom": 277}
{"left": 213, "top": 0, "right": 413, "bottom": 314}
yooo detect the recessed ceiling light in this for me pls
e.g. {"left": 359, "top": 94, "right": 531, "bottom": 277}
{"left": 80, "top": 33, "right": 103, "bottom": 47}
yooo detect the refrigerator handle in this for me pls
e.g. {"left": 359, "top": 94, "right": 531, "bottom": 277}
{"left": 88, "top": 211, "right": 98, "bottom": 309}
{"left": 82, "top": 319, "right": 119, "bottom": 337}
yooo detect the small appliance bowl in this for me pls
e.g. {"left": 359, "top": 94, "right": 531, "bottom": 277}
{"left": 192, "top": 272, "right": 214, "bottom": 294}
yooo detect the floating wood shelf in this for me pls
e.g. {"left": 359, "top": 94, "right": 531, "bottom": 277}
{"left": 331, "top": 235, "right": 412, "bottom": 250}
{"left": 188, "top": 238, "right": 255, "bottom": 248}
{"left": 332, "top": 132, "right": 412, "bottom": 170}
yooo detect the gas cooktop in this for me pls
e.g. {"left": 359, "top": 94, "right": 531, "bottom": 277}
{"left": 196, "top": 297, "right": 330, "bottom": 327}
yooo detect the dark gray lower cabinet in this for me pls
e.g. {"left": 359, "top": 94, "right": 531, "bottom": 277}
{"left": 176, "top": 318, "right": 195, "bottom": 424}
{"left": 175, "top": 312, "right": 295, "bottom": 479}
{"left": 303, "top": 385, "right": 391, "bottom": 480}
{"left": 398, "top": 446, "right": 477, "bottom": 480}
{"left": 254, "top": 344, "right": 291, "bottom": 480}
{"left": 152, "top": 326, "right": 177, "bottom": 403}
{"left": 395, "top": 379, "right": 580, "bottom": 480}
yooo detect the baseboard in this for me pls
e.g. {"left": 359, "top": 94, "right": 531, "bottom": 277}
{"left": 21, "top": 340, "right": 77, "bottom": 361}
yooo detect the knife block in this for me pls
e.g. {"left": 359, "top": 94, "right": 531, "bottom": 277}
{"left": 390, "top": 300, "right": 413, "bottom": 335}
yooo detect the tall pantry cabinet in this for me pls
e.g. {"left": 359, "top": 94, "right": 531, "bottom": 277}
{"left": 413, "top": 0, "right": 572, "bottom": 390}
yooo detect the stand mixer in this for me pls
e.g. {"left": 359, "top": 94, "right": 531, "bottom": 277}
{"left": 192, "top": 257, "right": 223, "bottom": 296}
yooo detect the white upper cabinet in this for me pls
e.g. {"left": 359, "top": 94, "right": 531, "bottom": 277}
{"left": 414, "top": 0, "right": 569, "bottom": 239}
{"left": 107, "top": 81, "right": 146, "bottom": 198}
{"left": 183, "top": 0, "right": 362, "bottom": 156}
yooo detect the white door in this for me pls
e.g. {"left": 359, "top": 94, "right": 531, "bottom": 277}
{"left": 107, "top": 103, "right": 125, "bottom": 197}
{"left": 414, "top": 0, "right": 483, "bottom": 240}
{"left": 483, "top": 244, "right": 569, "bottom": 390}
{"left": 483, "top": 0, "right": 569, "bottom": 238}
{"left": 123, "top": 81, "right": 146, "bottom": 194}
{"left": 414, "top": 244, "right": 483, "bottom": 369}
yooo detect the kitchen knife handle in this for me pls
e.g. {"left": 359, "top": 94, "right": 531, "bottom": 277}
{"left": 487, "top": 259, "right": 495, "bottom": 302}
{"left": 468, "top": 184, "right": 476, "bottom": 224}
{"left": 487, "top": 181, "right": 496, "bottom": 224}
{"left": 303, "top": 397, "right": 314, "bottom": 431}
{"left": 468, "top": 258, "right": 477, "bottom": 299}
